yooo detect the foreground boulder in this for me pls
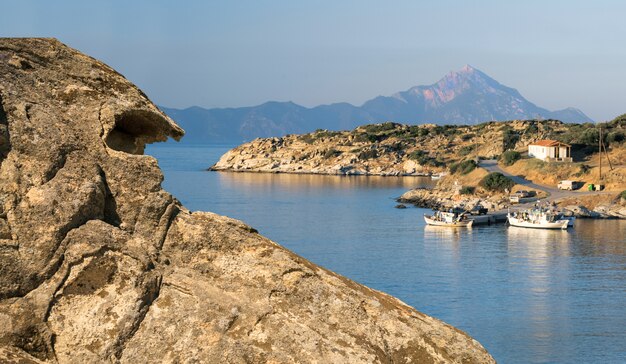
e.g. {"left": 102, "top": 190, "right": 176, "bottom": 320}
{"left": 0, "top": 38, "right": 494, "bottom": 363}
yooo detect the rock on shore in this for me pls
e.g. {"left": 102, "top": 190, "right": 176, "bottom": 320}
{"left": 0, "top": 39, "right": 494, "bottom": 363}
{"left": 211, "top": 133, "right": 437, "bottom": 176}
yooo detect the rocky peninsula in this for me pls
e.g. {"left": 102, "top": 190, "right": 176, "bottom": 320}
{"left": 212, "top": 117, "right": 625, "bottom": 218}
{"left": 211, "top": 119, "right": 600, "bottom": 175}
{"left": 0, "top": 39, "right": 495, "bottom": 363}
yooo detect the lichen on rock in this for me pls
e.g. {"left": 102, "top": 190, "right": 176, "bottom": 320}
{"left": 0, "top": 38, "right": 494, "bottom": 363}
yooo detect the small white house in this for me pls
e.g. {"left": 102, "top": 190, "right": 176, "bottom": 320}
{"left": 528, "top": 140, "right": 572, "bottom": 162}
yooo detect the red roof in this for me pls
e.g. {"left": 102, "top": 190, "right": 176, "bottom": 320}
{"left": 529, "top": 139, "right": 570, "bottom": 147}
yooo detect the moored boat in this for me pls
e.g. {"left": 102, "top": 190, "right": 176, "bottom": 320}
{"left": 424, "top": 211, "right": 474, "bottom": 227}
{"left": 507, "top": 208, "right": 570, "bottom": 230}
{"left": 430, "top": 172, "right": 448, "bottom": 180}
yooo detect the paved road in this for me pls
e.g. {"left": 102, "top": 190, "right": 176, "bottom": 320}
{"left": 479, "top": 159, "right": 608, "bottom": 202}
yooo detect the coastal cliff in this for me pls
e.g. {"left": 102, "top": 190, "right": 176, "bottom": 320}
{"left": 0, "top": 39, "right": 494, "bottom": 363}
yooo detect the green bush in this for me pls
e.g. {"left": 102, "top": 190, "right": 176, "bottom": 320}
{"left": 363, "top": 122, "right": 400, "bottom": 134}
{"left": 619, "top": 190, "right": 626, "bottom": 200}
{"left": 300, "top": 134, "right": 315, "bottom": 144}
{"left": 502, "top": 128, "right": 520, "bottom": 151}
{"left": 499, "top": 150, "right": 521, "bottom": 166}
{"left": 480, "top": 172, "right": 515, "bottom": 192}
{"left": 523, "top": 123, "right": 539, "bottom": 135}
{"left": 606, "top": 131, "right": 625, "bottom": 145}
{"left": 609, "top": 114, "right": 626, "bottom": 127}
{"left": 352, "top": 133, "right": 370, "bottom": 143}
{"left": 576, "top": 164, "right": 591, "bottom": 176}
{"left": 323, "top": 149, "right": 342, "bottom": 159}
{"left": 407, "top": 150, "right": 427, "bottom": 160}
{"left": 459, "top": 144, "right": 477, "bottom": 156}
{"left": 580, "top": 128, "right": 599, "bottom": 146}
{"left": 450, "top": 160, "right": 477, "bottom": 175}
{"left": 459, "top": 186, "right": 476, "bottom": 195}
{"left": 460, "top": 133, "right": 475, "bottom": 141}
{"left": 431, "top": 125, "right": 445, "bottom": 135}
{"left": 358, "top": 149, "right": 378, "bottom": 160}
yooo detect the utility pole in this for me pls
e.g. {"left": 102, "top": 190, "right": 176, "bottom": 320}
{"left": 599, "top": 125, "right": 602, "bottom": 183}
{"left": 601, "top": 132, "right": 613, "bottom": 171}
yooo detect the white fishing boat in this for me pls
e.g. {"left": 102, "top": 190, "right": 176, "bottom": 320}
{"left": 424, "top": 211, "right": 474, "bottom": 228}
{"left": 559, "top": 215, "right": 576, "bottom": 227}
{"left": 507, "top": 209, "right": 569, "bottom": 230}
{"left": 430, "top": 172, "right": 448, "bottom": 180}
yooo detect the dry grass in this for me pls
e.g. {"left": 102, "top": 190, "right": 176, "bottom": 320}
{"left": 503, "top": 157, "right": 626, "bottom": 191}
{"left": 556, "top": 193, "right": 622, "bottom": 210}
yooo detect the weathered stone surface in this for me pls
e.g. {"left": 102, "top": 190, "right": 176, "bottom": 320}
{"left": 0, "top": 38, "right": 494, "bottom": 363}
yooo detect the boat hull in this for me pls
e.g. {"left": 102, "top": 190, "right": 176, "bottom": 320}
{"left": 424, "top": 215, "right": 474, "bottom": 228}
{"left": 507, "top": 216, "right": 569, "bottom": 230}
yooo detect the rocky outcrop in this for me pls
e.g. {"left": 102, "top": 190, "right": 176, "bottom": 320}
{"left": 210, "top": 119, "right": 591, "bottom": 176}
{"left": 0, "top": 39, "right": 494, "bottom": 363}
{"left": 398, "top": 187, "right": 510, "bottom": 212}
{"left": 211, "top": 131, "right": 442, "bottom": 176}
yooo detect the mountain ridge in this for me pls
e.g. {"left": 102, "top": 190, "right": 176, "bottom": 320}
{"left": 163, "top": 66, "right": 592, "bottom": 143}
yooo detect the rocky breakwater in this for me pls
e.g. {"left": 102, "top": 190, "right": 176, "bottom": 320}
{"left": 0, "top": 39, "right": 494, "bottom": 363}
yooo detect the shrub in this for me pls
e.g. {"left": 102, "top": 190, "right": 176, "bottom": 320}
{"left": 480, "top": 172, "right": 515, "bottom": 192}
{"left": 358, "top": 149, "right": 378, "bottom": 160}
{"left": 407, "top": 150, "right": 427, "bottom": 160}
{"left": 431, "top": 125, "right": 445, "bottom": 135}
{"left": 408, "top": 150, "right": 445, "bottom": 167}
{"left": 364, "top": 122, "right": 400, "bottom": 134}
{"left": 450, "top": 159, "right": 477, "bottom": 175}
{"left": 580, "top": 128, "right": 599, "bottom": 146}
{"left": 500, "top": 150, "right": 521, "bottom": 166}
{"left": 606, "top": 131, "right": 625, "bottom": 145}
{"left": 323, "top": 149, "right": 342, "bottom": 159}
{"left": 416, "top": 127, "right": 430, "bottom": 137}
{"left": 502, "top": 128, "right": 520, "bottom": 151}
{"left": 300, "top": 134, "right": 315, "bottom": 144}
{"left": 524, "top": 123, "right": 539, "bottom": 135}
{"left": 459, "top": 186, "right": 476, "bottom": 195}
{"left": 576, "top": 164, "right": 591, "bottom": 176}
{"left": 352, "top": 133, "right": 370, "bottom": 143}
{"left": 609, "top": 114, "right": 626, "bottom": 128}
{"left": 460, "top": 133, "right": 475, "bottom": 141}
{"left": 366, "top": 133, "right": 386, "bottom": 143}
{"left": 459, "top": 144, "right": 477, "bottom": 156}
{"left": 620, "top": 190, "right": 626, "bottom": 200}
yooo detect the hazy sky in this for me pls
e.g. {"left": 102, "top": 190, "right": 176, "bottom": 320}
{"left": 2, "top": 0, "right": 625, "bottom": 121}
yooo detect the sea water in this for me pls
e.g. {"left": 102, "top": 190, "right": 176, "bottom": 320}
{"left": 147, "top": 142, "right": 626, "bottom": 364}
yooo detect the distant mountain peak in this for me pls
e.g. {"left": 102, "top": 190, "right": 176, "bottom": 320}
{"left": 162, "top": 66, "right": 593, "bottom": 143}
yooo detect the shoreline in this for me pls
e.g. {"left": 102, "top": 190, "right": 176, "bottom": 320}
{"left": 397, "top": 186, "right": 626, "bottom": 219}
{"left": 208, "top": 166, "right": 435, "bottom": 177}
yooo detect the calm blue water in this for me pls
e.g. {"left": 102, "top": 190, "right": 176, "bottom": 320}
{"left": 146, "top": 142, "right": 626, "bottom": 364}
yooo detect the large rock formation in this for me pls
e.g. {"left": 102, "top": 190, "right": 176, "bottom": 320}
{"left": 0, "top": 38, "right": 494, "bottom": 363}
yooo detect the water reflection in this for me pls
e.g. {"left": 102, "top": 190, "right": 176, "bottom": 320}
{"left": 506, "top": 227, "right": 574, "bottom": 363}
{"left": 424, "top": 225, "right": 471, "bottom": 245}
{"left": 217, "top": 171, "right": 435, "bottom": 191}
{"left": 507, "top": 226, "right": 572, "bottom": 250}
